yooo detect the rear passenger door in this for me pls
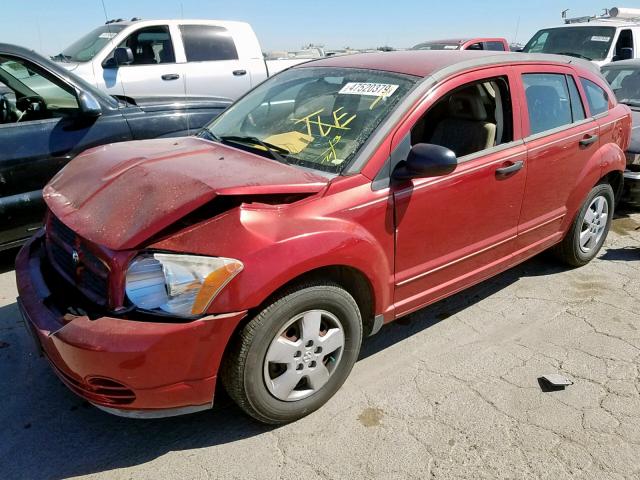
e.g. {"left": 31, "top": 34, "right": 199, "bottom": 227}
{"left": 515, "top": 66, "right": 599, "bottom": 255}
{"left": 179, "top": 24, "right": 252, "bottom": 101}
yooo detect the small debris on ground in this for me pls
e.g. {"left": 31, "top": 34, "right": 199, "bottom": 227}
{"left": 538, "top": 374, "right": 574, "bottom": 392}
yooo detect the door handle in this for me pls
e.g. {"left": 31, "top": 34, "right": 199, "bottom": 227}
{"left": 495, "top": 160, "right": 524, "bottom": 178}
{"left": 161, "top": 73, "right": 180, "bottom": 81}
{"left": 579, "top": 134, "right": 598, "bottom": 147}
{"left": 233, "top": 69, "right": 247, "bottom": 76}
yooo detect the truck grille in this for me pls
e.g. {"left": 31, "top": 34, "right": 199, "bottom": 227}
{"left": 46, "top": 215, "right": 110, "bottom": 306}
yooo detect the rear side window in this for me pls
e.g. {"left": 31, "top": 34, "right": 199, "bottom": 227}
{"left": 180, "top": 25, "right": 238, "bottom": 61}
{"left": 580, "top": 78, "right": 609, "bottom": 116}
{"left": 523, "top": 73, "right": 572, "bottom": 135}
{"left": 484, "top": 41, "right": 505, "bottom": 51}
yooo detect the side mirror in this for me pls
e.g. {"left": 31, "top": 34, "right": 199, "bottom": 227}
{"left": 104, "top": 47, "right": 134, "bottom": 68}
{"left": 619, "top": 47, "right": 633, "bottom": 61}
{"left": 392, "top": 143, "right": 458, "bottom": 180}
{"left": 77, "top": 91, "right": 102, "bottom": 118}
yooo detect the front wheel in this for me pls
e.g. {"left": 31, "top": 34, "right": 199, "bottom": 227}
{"left": 554, "top": 182, "right": 614, "bottom": 267}
{"left": 221, "top": 282, "right": 362, "bottom": 424}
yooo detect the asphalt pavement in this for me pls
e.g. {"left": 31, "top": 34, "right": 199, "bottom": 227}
{"left": 0, "top": 210, "right": 639, "bottom": 480}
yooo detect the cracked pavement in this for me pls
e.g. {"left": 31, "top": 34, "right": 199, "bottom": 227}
{"left": 0, "top": 210, "right": 639, "bottom": 479}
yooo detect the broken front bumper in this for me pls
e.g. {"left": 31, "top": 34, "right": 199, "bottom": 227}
{"left": 15, "top": 232, "right": 247, "bottom": 418}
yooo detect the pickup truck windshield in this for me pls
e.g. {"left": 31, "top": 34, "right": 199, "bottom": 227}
{"left": 602, "top": 66, "right": 640, "bottom": 107}
{"left": 204, "top": 67, "right": 417, "bottom": 173}
{"left": 58, "top": 25, "right": 126, "bottom": 63}
{"left": 522, "top": 26, "right": 616, "bottom": 61}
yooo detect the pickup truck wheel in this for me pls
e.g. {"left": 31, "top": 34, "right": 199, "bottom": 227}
{"left": 221, "top": 282, "right": 362, "bottom": 424}
{"left": 554, "top": 183, "right": 614, "bottom": 267}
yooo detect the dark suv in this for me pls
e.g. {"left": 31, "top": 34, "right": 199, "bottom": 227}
{"left": 0, "top": 43, "right": 228, "bottom": 250}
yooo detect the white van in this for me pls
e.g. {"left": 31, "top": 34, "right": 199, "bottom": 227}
{"left": 52, "top": 19, "right": 304, "bottom": 101}
{"left": 522, "top": 7, "right": 640, "bottom": 66}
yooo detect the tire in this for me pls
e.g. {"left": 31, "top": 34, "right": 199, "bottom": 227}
{"left": 221, "top": 281, "right": 362, "bottom": 424}
{"left": 554, "top": 182, "right": 614, "bottom": 267}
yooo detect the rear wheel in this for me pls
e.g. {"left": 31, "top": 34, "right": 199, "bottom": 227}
{"left": 554, "top": 183, "right": 614, "bottom": 267}
{"left": 221, "top": 282, "right": 362, "bottom": 424}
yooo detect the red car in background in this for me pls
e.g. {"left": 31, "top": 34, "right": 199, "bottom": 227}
{"left": 16, "top": 50, "right": 630, "bottom": 424}
{"left": 412, "top": 37, "right": 510, "bottom": 51}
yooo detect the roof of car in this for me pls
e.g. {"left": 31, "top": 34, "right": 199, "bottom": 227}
{"left": 296, "top": 50, "right": 598, "bottom": 78}
{"left": 601, "top": 58, "right": 640, "bottom": 69}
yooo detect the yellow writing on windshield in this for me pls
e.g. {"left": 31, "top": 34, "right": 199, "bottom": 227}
{"left": 293, "top": 107, "right": 356, "bottom": 138}
{"left": 320, "top": 135, "right": 343, "bottom": 164}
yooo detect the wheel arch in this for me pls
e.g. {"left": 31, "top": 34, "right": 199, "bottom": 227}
{"left": 246, "top": 264, "right": 377, "bottom": 337}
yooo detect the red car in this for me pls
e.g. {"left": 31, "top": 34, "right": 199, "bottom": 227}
{"left": 16, "top": 50, "right": 631, "bottom": 424}
{"left": 412, "top": 37, "right": 510, "bottom": 52}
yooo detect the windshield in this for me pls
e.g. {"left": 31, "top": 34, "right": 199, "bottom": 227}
{"left": 204, "top": 67, "right": 418, "bottom": 173}
{"left": 602, "top": 65, "right": 640, "bottom": 107}
{"left": 59, "top": 25, "right": 126, "bottom": 63}
{"left": 522, "top": 26, "right": 615, "bottom": 61}
{"left": 412, "top": 42, "right": 461, "bottom": 51}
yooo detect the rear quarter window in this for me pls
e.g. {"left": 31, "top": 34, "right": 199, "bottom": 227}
{"left": 180, "top": 25, "right": 239, "bottom": 61}
{"left": 580, "top": 78, "right": 609, "bottom": 116}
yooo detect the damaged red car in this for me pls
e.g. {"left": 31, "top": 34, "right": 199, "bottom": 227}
{"left": 16, "top": 51, "right": 631, "bottom": 424}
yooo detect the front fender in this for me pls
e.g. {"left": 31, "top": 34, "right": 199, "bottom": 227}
{"left": 149, "top": 197, "right": 394, "bottom": 317}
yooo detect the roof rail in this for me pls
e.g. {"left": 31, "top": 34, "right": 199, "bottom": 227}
{"left": 562, "top": 6, "right": 640, "bottom": 24}
{"left": 131, "top": 17, "right": 142, "bottom": 21}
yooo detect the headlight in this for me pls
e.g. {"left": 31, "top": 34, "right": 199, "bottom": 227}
{"left": 125, "top": 253, "right": 243, "bottom": 317}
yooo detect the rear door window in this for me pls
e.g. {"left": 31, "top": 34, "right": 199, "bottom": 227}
{"left": 580, "top": 78, "right": 609, "bottom": 116}
{"left": 180, "top": 25, "right": 239, "bottom": 61}
{"left": 522, "top": 73, "right": 573, "bottom": 135}
{"left": 484, "top": 41, "right": 506, "bottom": 51}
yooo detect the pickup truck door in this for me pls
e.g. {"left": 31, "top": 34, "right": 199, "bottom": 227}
{"left": 98, "top": 24, "right": 186, "bottom": 99}
{"left": 177, "top": 24, "right": 253, "bottom": 102}
{"left": 0, "top": 53, "right": 131, "bottom": 249}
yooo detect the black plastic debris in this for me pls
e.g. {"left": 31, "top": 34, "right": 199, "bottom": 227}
{"left": 538, "top": 374, "right": 574, "bottom": 392}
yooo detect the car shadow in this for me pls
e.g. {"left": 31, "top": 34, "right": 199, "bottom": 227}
{"left": 0, "top": 254, "right": 570, "bottom": 479}
{"left": 0, "top": 247, "right": 19, "bottom": 275}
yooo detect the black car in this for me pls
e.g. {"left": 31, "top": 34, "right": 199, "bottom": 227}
{"left": 0, "top": 43, "right": 229, "bottom": 250}
{"left": 602, "top": 59, "right": 640, "bottom": 207}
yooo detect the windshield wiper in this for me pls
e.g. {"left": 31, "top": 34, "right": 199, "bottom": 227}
{"left": 218, "top": 135, "right": 291, "bottom": 164}
{"left": 555, "top": 52, "right": 593, "bottom": 61}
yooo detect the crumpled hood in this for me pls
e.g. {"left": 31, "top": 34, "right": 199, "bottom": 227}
{"left": 44, "top": 137, "right": 329, "bottom": 250}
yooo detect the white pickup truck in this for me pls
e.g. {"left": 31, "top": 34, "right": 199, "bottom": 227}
{"left": 52, "top": 19, "right": 304, "bottom": 101}
{"left": 522, "top": 6, "right": 640, "bottom": 67}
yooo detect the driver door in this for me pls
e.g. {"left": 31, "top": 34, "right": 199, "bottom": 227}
{"left": 391, "top": 68, "right": 527, "bottom": 316}
{"left": 0, "top": 53, "right": 130, "bottom": 248}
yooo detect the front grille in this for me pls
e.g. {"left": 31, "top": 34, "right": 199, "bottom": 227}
{"left": 46, "top": 215, "right": 110, "bottom": 306}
